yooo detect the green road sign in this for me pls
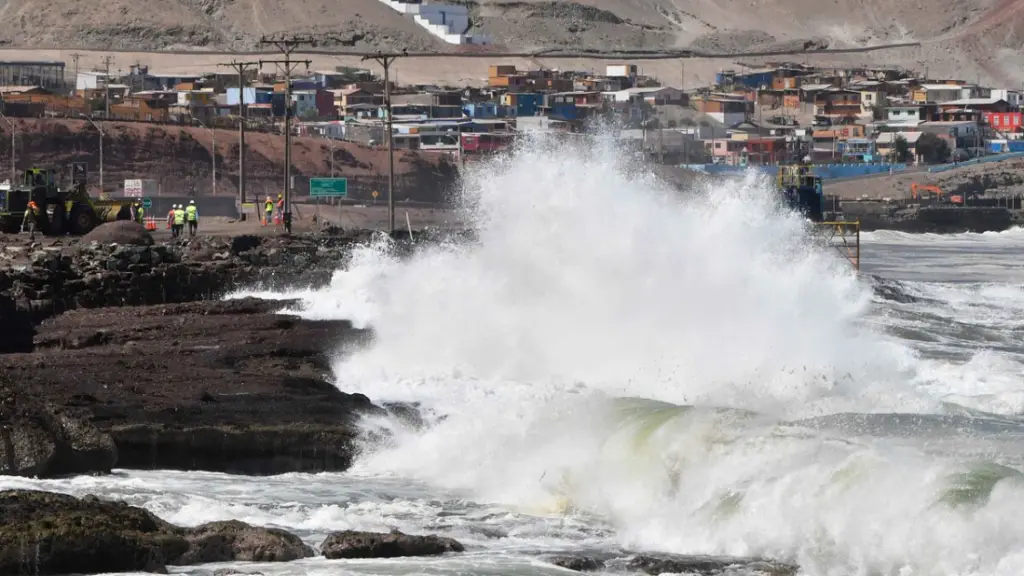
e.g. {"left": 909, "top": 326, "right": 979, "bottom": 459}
{"left": 141, "top": 198, "right": 152, "bottom": 209}
{"left": 310, "top": 177, "right": 348, "bottom": 198}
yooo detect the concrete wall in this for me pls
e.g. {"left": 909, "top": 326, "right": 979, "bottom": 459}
{"left": 378, "top": 0, "right": 490, "bottom": 44}
{"left": 131, "top": 196, "right": 239, "bottom": 220}
{"left": 926, "top": 151, "right": 1024, "bottom": 173}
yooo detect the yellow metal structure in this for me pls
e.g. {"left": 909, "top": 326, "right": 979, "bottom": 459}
{"left": 812, "top": 220, "right": 861, "bottom": 271}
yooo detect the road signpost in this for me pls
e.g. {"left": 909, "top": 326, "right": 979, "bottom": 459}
{"left": 309, "top": 177, "right": 347, "bottom": 228}
{"left": 141, "top": 198, "right": 152, "bottom": 209}
{"left": 309, "top": 178, "right": 348, "bottom": 198}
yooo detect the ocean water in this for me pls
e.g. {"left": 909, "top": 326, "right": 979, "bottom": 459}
{"left": 7, "top": 135, "right": 1024, "bottom": 576}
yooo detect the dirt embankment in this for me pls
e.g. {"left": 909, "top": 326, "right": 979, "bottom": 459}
{"left": 0, "top": 118, "right": 458, "bottom": 202}
{"left": 829, "top": 159, "right": 1024, "bottom": 201}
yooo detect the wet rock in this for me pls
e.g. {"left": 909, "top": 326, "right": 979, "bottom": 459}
{"left": 0, "top": 491, "right": 313, "bottom": 575}
{"left": 0, "top": 489, "right": 188, "bottom": 575}
{"left": 176, "top": 520, "right": 315, "bottom": 564}
{"left": 626, "top": 553, "right": 798, "bottom": 576}
{"left": 320, "top": 529, "right": 465, "bottom": 559}
{"left": 0, "top": 383, "right": 117, "bottom": 477}
{"left": 547, "top": 555, "right": 606, "bottom": 571}
{"left": 0, "top": 293, "right": 33, "bottom": 352}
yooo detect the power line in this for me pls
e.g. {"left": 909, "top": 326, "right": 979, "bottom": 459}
{"left": 46, "top": 40, "right": 923, "bottom": 59}
{"left": 325, "top": 42, "right": 924, "bottom": 60}
{"left": 218, "top": 59, "right": 259, "bottom": 221}
{"left": 258, "top": 35, "right": 315, "bottom": 234}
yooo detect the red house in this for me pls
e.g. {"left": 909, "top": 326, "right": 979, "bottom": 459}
{"left": 987, "top": 112, "right": 1023, "bottom": 131}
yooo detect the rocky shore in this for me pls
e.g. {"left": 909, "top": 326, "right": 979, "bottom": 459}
{"left": 0, "top": 222, "right": 804, "bottom": 576}
{"left": 0, "top": 223, "right": 422, "bottom": 477}
{"left": 841, "top": 201, "right": 1022, "bottom": 233}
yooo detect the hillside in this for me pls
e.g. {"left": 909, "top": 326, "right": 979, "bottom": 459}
{"left": 0, "top": 0, "right": 1020, "bottom": 84}
{"left": 0, "top": 119, "right": 457, "bottom": 202}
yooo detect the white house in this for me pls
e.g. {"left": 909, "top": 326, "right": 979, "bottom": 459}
{"left": 606, "top": 86, "right": 685, "bottom": 105}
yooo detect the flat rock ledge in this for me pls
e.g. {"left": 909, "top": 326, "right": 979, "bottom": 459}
{"left": 543, "top": 551, "right": 799, "bottom": 575}
{"left": 321, "top": 529, "right": 465, "bottom": 559}
{"left": 0, "top": 490, "right": 314, "bottom": 575}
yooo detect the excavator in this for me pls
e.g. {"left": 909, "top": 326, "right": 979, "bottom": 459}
{"left": 0, "top": 167, "right": 135, "bottom": 235}
{"left": 910, "top": 183, "right": 964, "bottom": 205}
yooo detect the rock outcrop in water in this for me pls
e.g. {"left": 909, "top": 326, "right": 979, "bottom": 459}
{"left": 0, "top": 382, "right": 117, "bottom": 478}
{"left": 0, "top": 228, "right": 461, "bottom": 476}
{"left": 0, "top": 490, "right": 312, "bottom": 575}
{"left": 542, "top": 552, "right": 799, "bottom": 575}
{"left": 320, "top": 529, "right": 466, "bottom": 559}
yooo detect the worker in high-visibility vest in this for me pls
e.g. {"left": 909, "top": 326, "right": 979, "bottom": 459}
{"left": 173, "top": 204, "right": 186, "bottom": 238}
{"left": 134, "top": 202, "right": 144, "bottom": 224}
{"left": 22, "top": 200, "right": 39, "bottom": 241}
{"left": 264, "top": 197, "right": 274, "bottom": 226}
{"left": 167, "top": 205, "right": 177, "bottom": 232}
{"left": 276, "top": 194, "right": 284, "bottom": 225}
{"left": 185, "top": 200, "right": 199, "bottom": 237}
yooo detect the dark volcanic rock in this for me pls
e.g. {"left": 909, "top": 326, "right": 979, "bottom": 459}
{"left": 2, "top": 298, "right": 376, "bottom": 475}
{"left": 0, "top": 293, "right": 33, "bottom": 353}
{"left": 0, "top": 383, "right": 117, "bottom": 477}
{"left": 81, "top": 221, "right": 154, "bottom": 246}
{"left": 0, "top": 229, "right": 464, "bottom": 475}
{"left": 0, "top": 489, "right": 188, "bottom": 575}
{"left": 176, "top": 520, "right": 315, "bottom": 565}
{"left": 0, "top": 490, "right": 312, "bottom": 575}
{"left": 321, "top": 529, "right": 465, "bottom": 559}
{"left": 626, "top": 553, "right": 799, "bottom": 576}
{"left": 547, "top": 554, "right": 606, "bottom": 571}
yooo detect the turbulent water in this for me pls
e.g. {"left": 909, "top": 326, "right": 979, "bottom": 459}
{"left": 8, "top": 136, "right": 1024, "bottom": 576}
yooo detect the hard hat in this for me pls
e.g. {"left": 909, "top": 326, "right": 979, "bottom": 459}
{"left": 189, "top": 200, "right": 195, "bottom": 205}
{"left": 278, "top": 194, "right": 282, "bottom": 199}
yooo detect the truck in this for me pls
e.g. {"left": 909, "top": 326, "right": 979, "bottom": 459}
{"left": 0, "top": 167, "right": 136, "bottom": 236}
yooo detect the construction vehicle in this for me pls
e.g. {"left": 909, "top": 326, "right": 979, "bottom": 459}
{"left": 777, "top": 162, "right": 861, "bottom": 271}
{"left": 0, "top": 167, "right": 134, "bottom": 236}
{"left": 910, "top": 182, "right": 964, "bottom": 204}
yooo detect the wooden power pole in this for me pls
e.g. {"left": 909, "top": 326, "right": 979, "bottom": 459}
{"left": 219, "top": 60, "right": 259, "bottom": 221}
{"left": 100, "top": 55, "right": 114, "bottom": 118}
{"left": 258, "top": 36, "right": 314, "bottom": 234}
{"left": 362, "top": 51, "right": 404, "bottom": 234}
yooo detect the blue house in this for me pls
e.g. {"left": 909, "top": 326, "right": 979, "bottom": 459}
{"left": 226, "top": 87, "right": 273, "bottom": 106}
{"left": 502, "top": 93, "right": 541, "bottom": 117}
{"left": 716, "top": 70, "right": 774, "bottom": 90}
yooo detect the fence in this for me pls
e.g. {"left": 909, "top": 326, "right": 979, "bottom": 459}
{"left": 682, "top": 163, "right": 908, "bottom": 180}
{"left": 926, "top": 152, "right": 1024, "bottom": 174}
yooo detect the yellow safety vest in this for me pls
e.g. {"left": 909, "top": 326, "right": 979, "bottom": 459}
{"left": 174, "top": 209, "right": 185, "bottom": 225}
{"left": 136, "top": 207, "right": 144, "bottom": 222}
{"left": 265, "top": 201, "right": 273, "bottom": 213}
{"left": 185, "top": 205, "right": 197, "bottom": 222}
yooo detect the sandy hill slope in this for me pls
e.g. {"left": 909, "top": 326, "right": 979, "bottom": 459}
{"left": 0, "top": 0, "right": 1020, "bottom": 84}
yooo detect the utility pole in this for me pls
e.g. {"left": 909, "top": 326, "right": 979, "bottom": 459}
{"left": 362, "top": 51, "right": 405, "bottom": 234}
{"left": 100, "top": 55, "right": 114, "bottom": 118}
{"left": 258, "top": 36, "right": 314, "bottom": 234}
{"left": 218, "top": 60, "right": 259, "bottom": 220}
{"left": 70, "top": 53, "right": 81, "bottom": 94}
{"left": 0, "top": 107, "right": 16, "bottom": 183}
